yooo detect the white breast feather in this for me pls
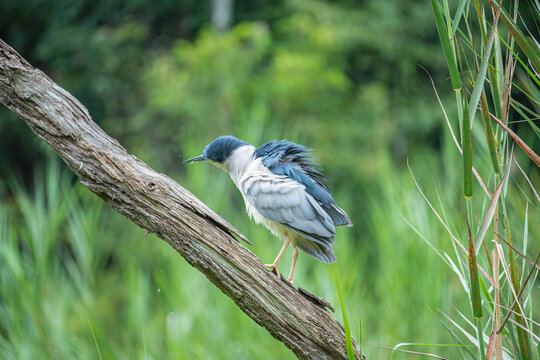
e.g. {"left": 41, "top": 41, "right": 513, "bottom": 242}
{"left": 225, "top": 146, "right": 290, "bottom": 239}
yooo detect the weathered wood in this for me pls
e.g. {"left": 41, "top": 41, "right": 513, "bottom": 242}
{"left": 0, "top": 39, "right": 361, "bottom": 360}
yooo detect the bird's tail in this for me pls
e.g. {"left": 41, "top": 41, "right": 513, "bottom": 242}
{"left": 324, "top": 205, "right": 352, "bottom": 227}
{"left": 294, "top": 236, "right": 336, "bottom": 264}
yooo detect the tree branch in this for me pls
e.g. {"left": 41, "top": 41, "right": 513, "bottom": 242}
{"left": 0, "top": 39, "right": 360, "bottom": 360}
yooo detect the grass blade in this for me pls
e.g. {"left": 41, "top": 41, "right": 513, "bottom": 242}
{"left": 493, "top": 232, "right": 540, "bottom": 272}
{"left": 485, "top": 327, "right": 497, "bottom": 360}
{"left": 452, "top": 0, "right": 469, "bottom": 35}
{"left": 505, "top": 223, "right": 532, "bottom": 359}
{"left": 468, "top": 7, "right": 500, "bottom": 127}
{"left": 467, "top": 216, "right": 485, "bottom": 358}
{"left": 491, "top": 113, "right": 540, "bottom": 167}
{"left": 87, "top": 315, "right": 103, "bottom": 360}
{"left": 384, "top": 342, "right": 451, "bottom": 359}
{"left": 474, "top": 159, "right": 509, "bottom": 255}
{"left": 510, "top": 100, "right": 540, "bottom": 139}
{"left": 492, "top": 248, "right": 503, "bottom": 360}
{"left": 479, "top": 92, "right": 500, "bottom": 173}
{"left": 513, "top": 159, "right": 540, "bottom": 202}
{"left": 463, "top": 99, "right": 473, "bottom": 198}
{"left": 430, "top": 0, "right": 461, "bottom": 90}
{"left": 467, "top": 221, "right": 482, "bottom": 320}
{"left": 336, "top": 277, "right": 355, "bottom": 360}
{"left": 494, "top": 243, "right": 532, "bottom": 359}
{"left": 488, "top": 0, "right": 540, "bottom": 74}
{"left": 422, "top": 66, "right": 492, "bottom": 198}
{"left": 497, "top": 252, "right": 540, "bottom": 334}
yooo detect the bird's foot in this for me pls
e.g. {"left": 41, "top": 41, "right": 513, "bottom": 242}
{"left": 264, "top": 263, "right": 281, "bottom": 279}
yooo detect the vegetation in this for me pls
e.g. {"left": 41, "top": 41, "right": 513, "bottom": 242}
{"left": 0, "top": 0, "right": 538, "bottom": 358}
{"left": 426, "top": 0, "right": 540, "bottom": 358}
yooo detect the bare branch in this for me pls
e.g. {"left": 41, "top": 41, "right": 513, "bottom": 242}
{"left": 0, "top": 39, "right": 360, "bottom": 360}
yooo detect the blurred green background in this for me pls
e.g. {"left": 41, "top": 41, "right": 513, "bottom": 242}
{"left": 0, "top": 0, "right": 538, "bottom": 359}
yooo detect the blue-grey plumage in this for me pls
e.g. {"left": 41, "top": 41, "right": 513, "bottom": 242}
{"left": 184, "top": 135, "right": 352, "bottom": 283}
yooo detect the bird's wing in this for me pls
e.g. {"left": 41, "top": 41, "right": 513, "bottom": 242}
{"left": 254, "top": 140, "right": 352, "bottom": 227}
{"left": 270, "top": 162, "right": 352, "bottom": 227}
{"left": 241, "top": 172, "right": 336, "bottom": 248}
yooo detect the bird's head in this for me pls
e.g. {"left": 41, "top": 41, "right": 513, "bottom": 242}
{"left": 184, "top": 136, "right": 250, "bottom": 170}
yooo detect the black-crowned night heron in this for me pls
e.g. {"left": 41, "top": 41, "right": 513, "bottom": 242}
{"left": 184, "top": 136, "right": 352, "bottom": 284}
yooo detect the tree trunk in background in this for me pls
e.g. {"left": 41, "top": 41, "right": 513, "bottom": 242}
{"left": 212, "top": 0, "right": 234, "bottom": 32}
{"left": 0, "top": 39, "right": 362, "bottom": 360}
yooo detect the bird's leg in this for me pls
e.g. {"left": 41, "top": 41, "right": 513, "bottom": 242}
{"left": 287, "top": 244, "right": 298, "bottom": 285}
{"left": 264, "top": 234, "right": 290, "bottom": 278}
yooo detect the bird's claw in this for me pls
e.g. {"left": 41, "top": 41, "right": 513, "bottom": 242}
{"left": 265, "top": 264, "right": 294, "bottom": 285}
{"left": 264, "top": 263, "right": 281, "bottom": 278}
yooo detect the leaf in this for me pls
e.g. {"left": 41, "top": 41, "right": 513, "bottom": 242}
{"left": 474, "top": 157, "right": 509, "bottom": 255}
{"left": 486, "top": 327, "right": 496, "bottom": 360}
{"left": 488, "top": 0, "right": 540, "bottom": 74}
{"left": 491, "top": 114, "right": 540, "bottom": 168}
{"left": 463, "top": 99, "right": 473, "bottom": 198}
{"left": 451, "top": 0, "right": 469, "bottom": 35}
{"left": 430, "top": 0, "right": 461, "bottom": 90}
{"left": 479, "top": 92, "right": 500, "bottom": 173}
{"left": 336, "top": 277, "right": 356, "bottom": 360}
{"left": 467, "top": 219, "right": 482, "bottom": 319}
{"left": 421, "top": 66, "right": 492, "bottom": 198}
{"left": 468, "top": 7, "right": 500, "bottom": 127}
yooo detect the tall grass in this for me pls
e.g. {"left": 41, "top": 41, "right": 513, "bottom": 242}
{"left": 0, "top": 130, "right": 537, "bottom": 360}
{"left": 0, "top": 157, "right": 297, "bottom": 359}
{"left": 0, "top": 134, "right": 537, "bottom": 359}
{"left": 0, "top": 152, "right": 462, "bottom": 359}
{"left": 425, "top": 0, "right": 540, "bottom": 358}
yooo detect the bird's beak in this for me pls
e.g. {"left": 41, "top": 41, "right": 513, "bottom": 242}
{"left": 183, "top": 155, "right": 206, "bottom": 164}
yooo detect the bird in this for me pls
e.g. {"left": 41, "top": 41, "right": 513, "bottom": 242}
{"left": 184, "top": 135, "right": 352, "bottom": 284}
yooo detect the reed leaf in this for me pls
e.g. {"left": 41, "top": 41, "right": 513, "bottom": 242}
{"left": 479, "top": 92, "right": 499, "bottom": 173}
{"left": 487, "top": 0, "right": 540, "bottom": 74}
{"left": 468, "top": 8, "right": 499, "bottom": 127}
{"left": 492, "top": 248, "right": 503, "bottom": 360}
{"left": 491, "top": 114, "right": 540, "bottom": 168}
{"left": 477, "top": 1, "right": 503, "bottom": 120}
{"left": 451, "top": 0, "right": 469, "bottom": 35}
{"left": 474, "top": 158, "right": 509, "bottom": 255}
{"left": 485, "top": 327, "right": 496, "bottom": 360}
{"left": 467, "top": 220, "right": 482, "bottom": 320}
{"left": 463, "top": 100, "right": 473, "bottom": 198}
{"left": 336, "top": 278, "right": 355, "bottom": 360}
{"left": 430, "top": 0, "right": 461, "bottom": 90}
{"left": 510, "top": 101, "right": 540, "bottom": 139}
{"left": 506, "top": 225, "right": 531, "bottom": 359}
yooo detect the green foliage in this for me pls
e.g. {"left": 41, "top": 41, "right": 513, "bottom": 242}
{"left": 336, "top": 277, "right": 355, "bottom": 360}
{"left": 0, "top": 0, "right": 538, "bottom": 358}
{"left": 426, "top": 0, "right": 540, "bottom": 358}
{"left": 0, "top": 158, "right": 295, "bottom": 359}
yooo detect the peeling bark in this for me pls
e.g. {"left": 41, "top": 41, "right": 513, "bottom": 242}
{"left": 0, "top": 39, "right": 361, "bottom": 360}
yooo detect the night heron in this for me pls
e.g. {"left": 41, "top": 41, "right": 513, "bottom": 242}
{"left": 184, "top": 136, "right": 352, "bottom": 284}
